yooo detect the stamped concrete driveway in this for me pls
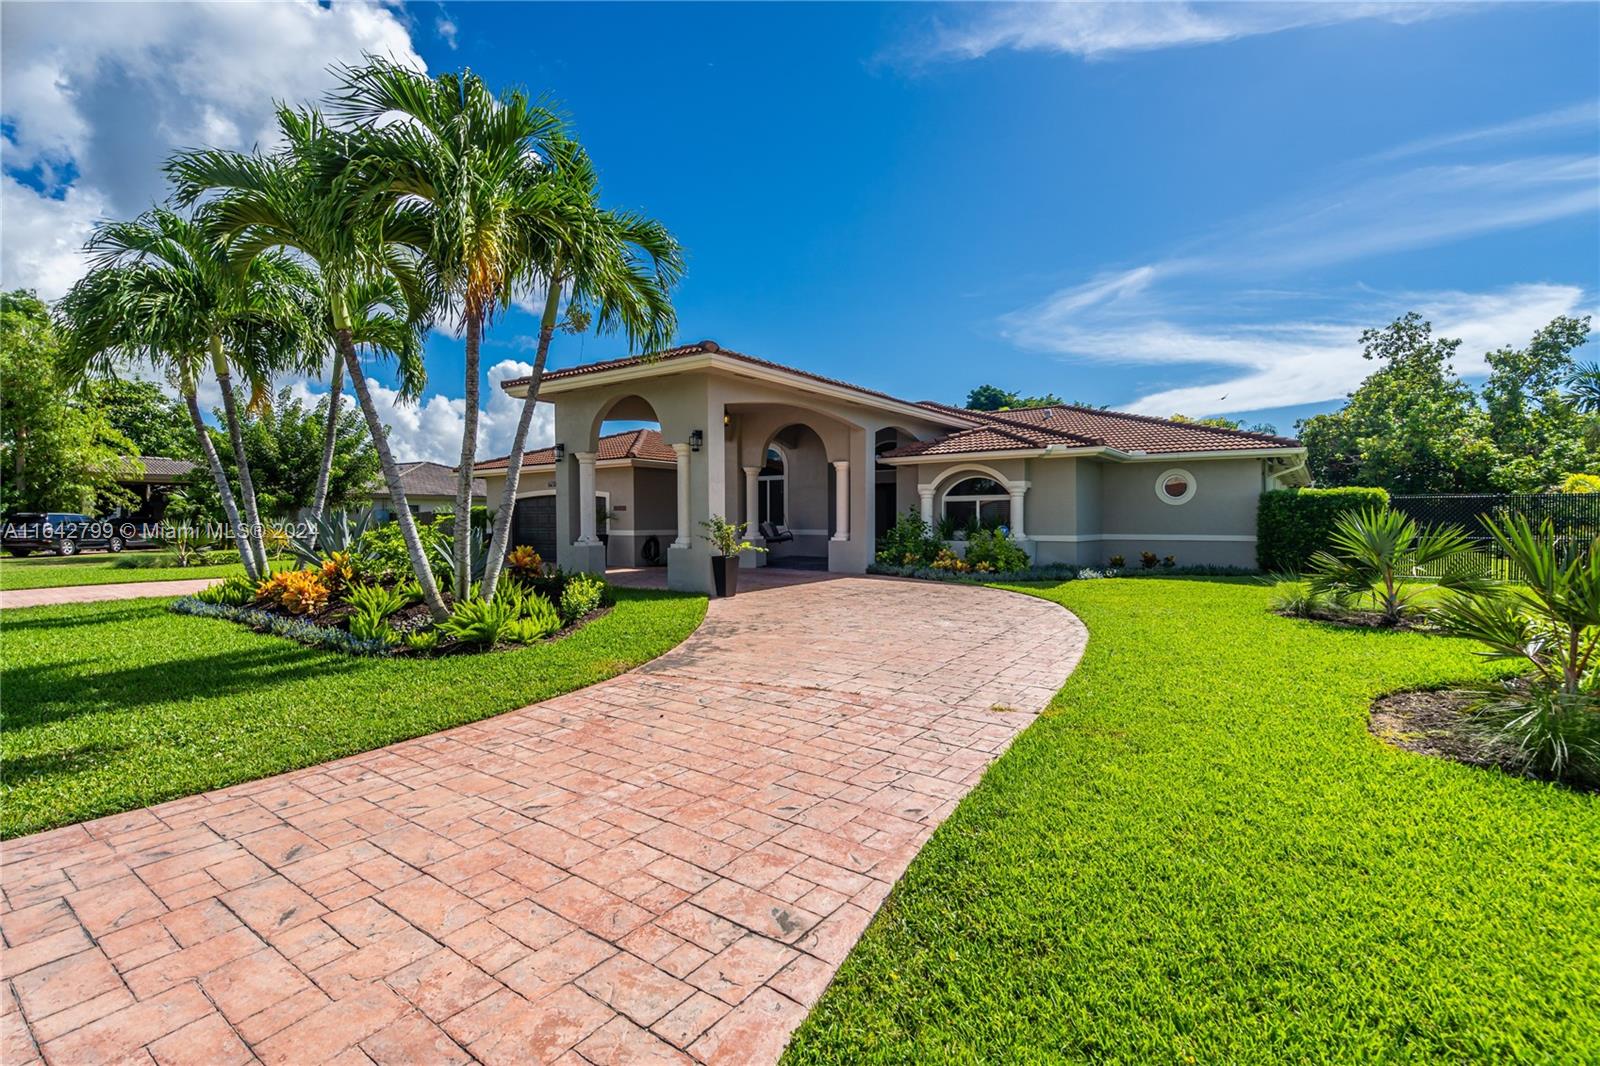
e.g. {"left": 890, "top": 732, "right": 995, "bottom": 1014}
{"left": 2, "top": 571, "right": 1086, "bottom": 1066}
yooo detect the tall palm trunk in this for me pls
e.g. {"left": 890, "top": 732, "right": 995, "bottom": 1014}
{"left": 309, "top": 345, "right": 343, "bottom": 519}
{"left": 481, "top": 281, "right": 561, "bottom": 599}
{"left": 452, "top": 313, "right": 483, "bottom": 598}
{"left": 184, "top": 386, "right": 259, "bottom": 582}
{"left": 210, "top": 337, "right": 269, "bottom": 575}
{"left": 339, "top": 330, "right": 450, "bottom": 621}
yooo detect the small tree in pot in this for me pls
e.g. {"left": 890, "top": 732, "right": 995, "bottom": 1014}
{"left": 700, "top": 515, "right": 766, "bottom": 597}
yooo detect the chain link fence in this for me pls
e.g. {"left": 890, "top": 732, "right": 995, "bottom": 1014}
{"left": 1389, "top": 493, "right": 1600, "bottom": 579}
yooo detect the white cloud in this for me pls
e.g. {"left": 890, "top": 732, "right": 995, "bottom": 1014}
{"left": 0, "top": 175, "right": 106, "bottom": 302}
{"left": 1367, "top": 99, "right": 1600, "bottom": 163}
{"left": 436, "top": 16, "right": 459, "bottom": 50}
{"left": 901, "top": 1, "right": 1464, "bottom": 63}
{"left": 292, "top": 359, "right": 556, "bottom": 466}
{"left": 0, "top": 0, "right": 424, "bottom": 298}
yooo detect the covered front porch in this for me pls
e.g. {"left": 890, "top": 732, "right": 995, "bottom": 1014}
{"left": 502, "top": 341, "right": 966, "bottom": 594}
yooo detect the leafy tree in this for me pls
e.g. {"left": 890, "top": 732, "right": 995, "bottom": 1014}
{"left": 0, "top": 291, "right": 139, "bottom": 514}
{"left": 331, "top": 57, "right": 564, "bottom": 598}
{"left": 964, "top": 384, "right": 1063, "bottom": 411}
{"left": 1297, "top": 313, "right": 1496, "bottom": 494}
{"left": 1481, "top": 316, "right": 1594, "bottom": 492}
{"left": 1170, "top": 413, "right": 1279, "bottom": 436}
{"left": 202, "top": 386, "right": 379, "bottom": 518}
{"left": 90, "top": 378, "right": 197, "bottom": 460}
{"left": 479, "top": 132, "right": 682, "bottom": 599}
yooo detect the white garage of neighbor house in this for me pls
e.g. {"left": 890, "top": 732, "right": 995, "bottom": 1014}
{"left": 491, "top": 340, "right": 1311, "bottom": 594}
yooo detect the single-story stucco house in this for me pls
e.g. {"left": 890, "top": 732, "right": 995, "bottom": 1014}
{"left": 369, "top": 461, "right": 486, "bottom": 524}
{"left": 491, "top": 340, "right": 1310, "bottom": 594}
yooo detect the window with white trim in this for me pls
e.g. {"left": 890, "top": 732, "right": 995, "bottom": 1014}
{"left": 758, "top": 446, "right": 786, "bottom": 525}
{"left": 942, "top": 476, "right": 1010, "bottom": 530}
{"left": 1156, "top": 468, "right": 1196, "bottom": 505}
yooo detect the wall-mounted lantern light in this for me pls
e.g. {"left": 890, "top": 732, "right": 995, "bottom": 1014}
{"left": 689, "top": 430, "right": 704, "bottom": 452}
{"left": 553, "top": 443, "right": 566, "bottom": 462}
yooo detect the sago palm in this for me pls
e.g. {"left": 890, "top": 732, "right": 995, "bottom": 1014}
{"left": 1306, "top": 504, "right": 1485, "bottom": 625}
{"left": 330, "top": 57, "right": 565, "bottom": 597}
{"left": 168, "top": 107, "right": 452, "bottom": 620}
{"left": 55, "top": 207, "right": 320, "bottom": 580}
{"left": 479, "top": 133, "right": 682, "bottom": 598}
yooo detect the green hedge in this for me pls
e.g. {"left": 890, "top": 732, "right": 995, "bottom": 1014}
{"left": 1257, "top": 486, "right": 1389, "bottom": 572}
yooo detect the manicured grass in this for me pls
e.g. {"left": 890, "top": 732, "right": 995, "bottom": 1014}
{"left": 1, "top": 588, "right": 706, "bottom": 838}
{"left": 785, "top": 577, "right": 1600, "bottom": 1063}
{"left": 0, "top": 551, "right": 247, "bottom": 590}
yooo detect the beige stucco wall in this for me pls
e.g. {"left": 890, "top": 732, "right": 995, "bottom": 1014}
{"left": 479, "top": 463, "right": 676, "bottom": 568}
{"left": 894, "top": 453, "right": 1267, "bottom": 568}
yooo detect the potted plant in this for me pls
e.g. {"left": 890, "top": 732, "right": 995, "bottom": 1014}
{"left": 700, "top": 514, "right": 766, "bottom": 597}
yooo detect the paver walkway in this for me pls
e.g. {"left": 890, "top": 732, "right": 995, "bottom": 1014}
{"left": 2, "top": 572, "right": 1086, "bottom": 1065}
{"left": 1, "top": 578, "right": 219, "bottom": 609}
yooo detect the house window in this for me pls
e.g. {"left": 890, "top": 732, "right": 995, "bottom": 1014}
{"left": 1156, "top": 468, "right": 1196, "bottom": 505}
{"left": 758, "top": 446, "right": 786, "bottom": 526}
{"left": 942, "top": 476, "right": 1010, "bottom": 530}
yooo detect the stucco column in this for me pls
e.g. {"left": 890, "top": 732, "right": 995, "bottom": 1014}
{"left": 672, "top": 442, "right": 692, "bottom": 548}
{"left": 918, "top": 484, "right": 935, "bottom": 526}
{"left": 575, "top": 452, "right": 599, "bottom": 544}
{"left": 831, "top": 460, "right": 850, "bottom": 542}
{"left": 1007, "top": 480, "right": 1028, "bottom": 540}
{"left": 742, "top": 466, "right": 761, "bottom": 533}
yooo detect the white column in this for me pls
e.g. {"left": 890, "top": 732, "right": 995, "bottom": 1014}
{"left": 831, "top": 460, "right": 850, "bottom": 541}
{"left": 672, "top": 442, "right": 692, "bottom": 548}
{"left": 576, "top": 452, "right": 599, "bottom": 544}
{"left": 743, "top": 466, "right": 761, "bottom": 534}
{"left": 918, "top": 484, "right": 935, "bottom": 526}
{"left": 1008, "top": 480, "right": 1029, "bottom": 540}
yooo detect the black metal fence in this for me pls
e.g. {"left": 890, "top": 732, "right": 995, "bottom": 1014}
{"left": 1389, "top": 493, "right": 1600, "bottom": 578}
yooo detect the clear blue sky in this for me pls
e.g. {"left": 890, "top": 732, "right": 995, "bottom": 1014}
{"left": 3, "top": 2, "right": 1597, "bottom": 460}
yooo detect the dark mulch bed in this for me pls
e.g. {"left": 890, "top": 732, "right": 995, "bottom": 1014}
{"left": 1369, "top": 688, "right": 1511, "bottom": 770}
{"left": 1277, "top": 607, "right": 1437, "bottom": 632}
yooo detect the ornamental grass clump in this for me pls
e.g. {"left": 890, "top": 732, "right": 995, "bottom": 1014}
{"left": 1437, "top": 515, "right": 1600, "bottom": 784}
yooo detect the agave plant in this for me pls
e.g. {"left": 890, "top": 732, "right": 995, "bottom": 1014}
{"left": 288, "top": 508, "right": 374, "bottom": 567}
{"left": 1306, "top": 505, "right": 1486, "bottom": 625}
{"left": 1437, "top": 515, "right": 1600, "bottom": 782}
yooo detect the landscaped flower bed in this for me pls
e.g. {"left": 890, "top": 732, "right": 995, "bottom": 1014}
{"left": 173, "top": 544, "right": 613, "bottom": 656}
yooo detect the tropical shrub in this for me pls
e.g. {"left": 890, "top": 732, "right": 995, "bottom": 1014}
{"left": 559, "top": 573, "right": 607, "bottom": 623}
{"left": 194, "top": 574, "right": 256, "bottom": 606}
{"left": 1306, "top": 505, "right": 1483, "bottom": 625}
{"left": 404, "top": 629, "right": 440, "bottom": 653}
{"left": 288, "top": 509, "right": 374, "bottom": 567}
{"left": 437, "top": 596, "right": 521, "bottom": 647}
{"left": 1257, "top": 486, "right": 1391, "bottom": 572}
{"left": 1139, "top": 551, "right": 1159, "bottom": 570}
{"left": 506, "top": 545, "right": 544, "bottom": 579}
{"left": 930, "top": 547, "right": 969, "bottom": 572}
{"left": 255, "top": 568, "right": 330, "bottom": 615}
{"left": 357, "top": 519, "right": 448, "bottom": 580}
{"left": 1437, "top": 515, "right": 1600, "bottom": 783}
{"left": 964, "top": 528, "right": 1030, "bottom": 572}
{"left": 700, "top": 514, "right": 765, "bottom": 558}
{"left": 318, "top": 551, "right": 359, "bottom": 596}
{"left": 510, "top": 594, "right": 563, "bottom": 641}
{"left": 348, "top": 609, "right": 399, "bottom": 644}
{"left": 1108, "top": 555, "right": 1125, "bottom": 568}
{"left": 1267, "top": 576, "right": 1341, "bottom": 619}
{"left": 876, "top": 510, "right": 940, "bottom": 568}
{"left": 347, "top": 582, "right": 406, "bottom": 621}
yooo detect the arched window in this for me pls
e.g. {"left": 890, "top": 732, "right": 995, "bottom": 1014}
{"left": 758, "top": 446, "right": 786, "bottom": 525}
{"left": 942, "top": 476, "right": 1010, "bottom": 531}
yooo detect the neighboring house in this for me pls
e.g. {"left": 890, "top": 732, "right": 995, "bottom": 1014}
{"left": 497, "top": 340, "right": 1310, "bottom": 594}
{"left": 104, "top": 455, "right": 198, "bottom": 524}
{"left": 478, "top": 428, "right": 678, "bottom": 569}
{"left": 369, "top": 461, "right": 486, "bottom": 523}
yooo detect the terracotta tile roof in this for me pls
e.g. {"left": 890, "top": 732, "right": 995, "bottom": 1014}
{"left": 476, "top": 428, "right": 677, "bottom": 472}
{"left": 883, "top": 403, "right": 1300, "bottom": 458}
{"left": 501, "top": 340, "right": 977, "bottom": 422}
{"left": 372, "top": 461, "right": 486, "bottom": 499}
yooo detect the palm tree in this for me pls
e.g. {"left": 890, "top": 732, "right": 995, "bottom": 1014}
{"left": 56, "top": 208, "right": 319, "bottom": 580}
{"left": 1568, "top": 361, "right": 1600, "bottom": 414}
{"left": 1307, "top": 504, "right": 1487, "bottom": 625}
{"left": 329, "top": 57, "right": 564, "bottom": 598}
{"left": 167, "top": 108, "right": 451, "bottom": 620}
{"left": 478, "top": 134, "right": 682, "bottom": 599}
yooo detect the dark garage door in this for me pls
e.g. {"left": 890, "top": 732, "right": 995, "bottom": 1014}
{"left": 512, "top": 495, "right": 558, "bottom": 563}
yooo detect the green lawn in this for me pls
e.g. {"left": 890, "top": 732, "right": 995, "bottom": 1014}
{"left": 1, "top": 551, "right": 248, "bottom": 590}
{"left": 785, "top": 577, "right": 1600, "bottom": 1063}
{"left": 1, "top": 588, "right": 706, "bottom": 837}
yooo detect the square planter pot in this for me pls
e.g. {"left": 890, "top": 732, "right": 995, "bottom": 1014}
{"left": 711, "top": 555, "right": 740, "bottom": 598}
